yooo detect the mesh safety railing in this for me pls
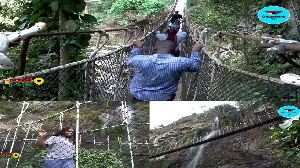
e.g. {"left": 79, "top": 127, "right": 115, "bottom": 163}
{"left": 0, "top": 1, "right": 177, "bottom": 101}
{"left": 0, "top": 101, "right": 149, "bottom": 168}
{"left": 180, "top": 7, "right": 300, "bottom": 101}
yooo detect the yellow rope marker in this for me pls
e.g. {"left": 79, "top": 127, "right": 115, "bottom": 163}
{"left": 34, "top": 78, "right": 44, "bottom": 85}
{"left": 12, "top": 153, "right": 19, "bottom": 158}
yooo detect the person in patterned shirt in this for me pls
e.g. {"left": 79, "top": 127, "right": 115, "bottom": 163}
{"left": 38, "top": 128, "right": 76, "bottom": 168}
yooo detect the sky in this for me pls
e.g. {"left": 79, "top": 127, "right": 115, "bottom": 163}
{"left": 150, "top": 101, "right": 237, "bottom": 129}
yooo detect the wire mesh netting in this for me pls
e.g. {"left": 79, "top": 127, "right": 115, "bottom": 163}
{"left": 180, "top": 8, "right": 300, "bottom": 101}
{"left": 0, "top": 101, "right": 149, "bottom": 168}
{"left": 0, "top": 1, "right": 177, "bottom": 101}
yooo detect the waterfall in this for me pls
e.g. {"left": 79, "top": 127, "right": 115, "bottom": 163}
{"left": 187, "top": 116, "right": 220, "bottom": 168}
{"left": 101, "top": 105, "right": 136, "bottom": 129}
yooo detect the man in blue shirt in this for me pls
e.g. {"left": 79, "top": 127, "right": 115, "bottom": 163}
{"left": 126, "top": 40, "right": 203, "bottom": 101}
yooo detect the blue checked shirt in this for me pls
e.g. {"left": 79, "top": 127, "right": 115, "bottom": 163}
{"left": 126, "top": 48, "right": 201, "bottom": 101}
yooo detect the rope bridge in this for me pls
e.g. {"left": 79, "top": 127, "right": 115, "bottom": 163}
{"left": 0, "top": 0, "right": 299, "bottom": 101}
{"left": 149, "top": 102, "right": 298, "bottom": 159}
{"left": 0, "top": 101, "right": 149, "bottom": 168}
{"left": 180, "top": 7, "right": 300, "bottom": 101}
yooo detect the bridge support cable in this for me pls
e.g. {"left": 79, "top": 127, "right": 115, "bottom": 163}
{"left": 150, "top": 116, "right": 285, "bottom": 159}
{"left": 6, "top": 101, "right": 29, "bottom": 168}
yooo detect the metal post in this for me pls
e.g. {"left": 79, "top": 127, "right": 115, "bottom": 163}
{"left": 75, "top": 101, "right": 81, "bottom": 168}
{"left": 107, "top": 135, "right": 110, "bottom": 151}
{"left": 1, "top": 130, "right": 10, "bottom": 153}
{"left": 59, "top": 112, "right": 64, "bottom": 130}
{"left": 121, "top": 101, "right": 134, "bottom": 168}
{"left": 187, "top": 0, "right": 191, "bottom": 8}
{"left": 6, "top": 101, "right": 29, "bottom": 168}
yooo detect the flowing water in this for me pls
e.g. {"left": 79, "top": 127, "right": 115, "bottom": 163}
{"left": 187, "top": 116, "right": 220, "bottom": 168}
{"left": 101, "top": 105, "right": 136, "bottom": 129}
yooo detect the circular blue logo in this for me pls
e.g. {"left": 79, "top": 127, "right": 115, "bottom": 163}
{"left": 258, "top": 6, "right": 290, "bottom": 24}
{"left": 278, "top": 106, "right": 300, "bottom": 118}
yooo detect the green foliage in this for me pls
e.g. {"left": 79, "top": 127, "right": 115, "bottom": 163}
{"left": 211, "top": 104, "right": 236, "bottom": 114}
{"left": 272, "top": 116, "right": 300, "bottom": 164}
{"left": 190, "top": 0, "right": 298, "bottom": 78}
{"left": 220, "top": 114, "right": 236, "bottom": 128}
{"left": 0, "top": 0, "right": 97, "bottom": 79}
{"left": 78, "top": 148, "right": 126, "bottom": 168}
{"left": 9, "top": 146, "right": 126, "bottom": 168}
{"left": 109, "top": 0, "right": 169, "bottom": 16}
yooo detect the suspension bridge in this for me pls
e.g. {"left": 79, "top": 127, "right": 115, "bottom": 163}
{"left": 149, "top": 102, "right": 298, "bottom": 160}
{"left": 0, "top": 101, "right": 149, "bottom": 168}
{"left": 0, "top": 0, "right": 299, "bottom": 101}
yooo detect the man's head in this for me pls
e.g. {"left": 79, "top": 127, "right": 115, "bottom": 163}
{"left": 155, "top": 40, "right": 177, "bottom": 55}
{"left": 175, "top": 11, "right": 179, "bottom": 14}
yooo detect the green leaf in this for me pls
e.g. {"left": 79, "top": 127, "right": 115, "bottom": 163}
{"left": 65, "top": 20, "right": 78, "bottom": 31}
{"left": 80, "top": 14, "right": 97, "bottom": 23}
{"left": 74, "top": 0, "right": 86, "bottom": 13}
{"left": 291, "top": 120, "right": 300, "bottom": 126}
{"left": 77, "top": 34, "right": 91, "bottom": 47}
{"left": 50, "top": 1, "right": 59, "bottom": 11}
{"left": 30, "top": 10, "right": 44, "bottom": 22}
{"left": 33, "top": 1, "right": 45, "bottom": 12}
{"left": 253, "top": 92, "right": 260, "bottom": 95}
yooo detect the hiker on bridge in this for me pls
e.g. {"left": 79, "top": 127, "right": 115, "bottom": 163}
{"left": 38, "top": 128, "right": 77, "bottom": 168}
{"left": 155, "top": 29, "right": 187, "bottom": 57}
{"left": 126, "top": 40, "right": 203, "bottom": 101}
{"left": 169, "top": 11, "right": 184, "bottom": 33}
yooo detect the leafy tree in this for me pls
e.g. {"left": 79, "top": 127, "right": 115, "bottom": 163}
{"left": 271, "top": 116, "right": 300, "bottom": 167}
{"left": 189, "top": 0, "right": 298, "bottom": 79}
{"left": 0, "top": 0, "right": 97, "bottom": 100}
{"left": 271, "top": 116, "right": 300, "bottom": 157}
{"left": 109, "top": 0, "right": 171, "bottom": 25}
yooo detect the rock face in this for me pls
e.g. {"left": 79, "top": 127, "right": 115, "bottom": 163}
{"left": 150, "top": 102, "right": 299, "bottom": 168}
{"left": 200, "top": 124, "right": 282, "bottom": 168}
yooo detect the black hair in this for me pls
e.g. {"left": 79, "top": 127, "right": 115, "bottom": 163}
{"left": 53, "top": 127, "right": 76, "bottom": 145}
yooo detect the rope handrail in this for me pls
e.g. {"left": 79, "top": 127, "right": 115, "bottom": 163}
{"left": 180, "top": 6, "right": 300, "bottom": 101}
{"left": 0, "top": 3, "right": 177, "bottom": 85}
{"left": 1, "top": 101, "right": 150, "bottom": 168}
{"left": 0, "top": 101, "right": 53, "bottom": 129}
{"left": 0, "top": 101, "right": 92, "bottom": 134}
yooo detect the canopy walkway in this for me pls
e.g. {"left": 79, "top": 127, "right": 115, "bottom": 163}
{"left": 0, "top": 0, "right": 299, "bottom": 101}
{"left": 0, "top": 101, "right": 149, "bottom": 168}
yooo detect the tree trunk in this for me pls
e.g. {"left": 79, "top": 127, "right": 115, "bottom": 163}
{"left": 58, "top": 10, "right": 71, "bottom": 100}
{"left": 287, "top": 0, "right": 300, "bottom": 34}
